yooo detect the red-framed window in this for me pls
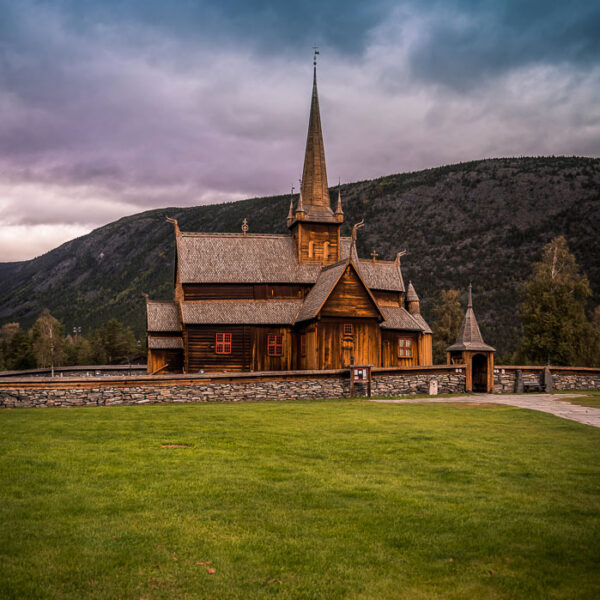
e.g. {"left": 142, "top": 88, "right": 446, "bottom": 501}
{"left": 398, "top": 338, "right": 413, "bottom": 357}
{"left": 215, "top": 332, "right": 232, "bottom": 354}
{"left": 343, "top": 323, "right": 353, "bottom": 336}
{"left": 300, "top": 335, "right": 306, "bottom": 357}
{"left": 268, "top": 334, "right": 283, "bottom": 356}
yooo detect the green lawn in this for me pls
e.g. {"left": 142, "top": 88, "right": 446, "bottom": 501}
{"left": 1, "top": 400, "right": 599, "bottom": 600}
{"left": 556, "top": 390, "right": 600, "bottom": 409}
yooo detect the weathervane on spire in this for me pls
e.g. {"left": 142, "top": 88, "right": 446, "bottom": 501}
{"left": 313, "top": 45, "right": 320, "bottom": 66}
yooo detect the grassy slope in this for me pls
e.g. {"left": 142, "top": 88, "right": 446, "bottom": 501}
{"left": 1, "top": 400, "right": 599, "bottom": 599}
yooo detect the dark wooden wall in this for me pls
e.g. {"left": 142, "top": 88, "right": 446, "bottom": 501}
{"left": 186, "top": 325, "right": 251, "bottom": 372}
{"left": 183, "top": 284, "right": 307, "bottom": 301}
{"left": 185, "top": 325, "right": 296, "bottom": 373}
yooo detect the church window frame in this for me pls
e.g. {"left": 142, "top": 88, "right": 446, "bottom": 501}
{"left": 215, "top": 332, "right": 232, "bottom": 354}
{"left": 268, "top": 334, "right": 283, "bottom": 356}
{"left": 398, "top": 337, "right": 412, "bottom": 358}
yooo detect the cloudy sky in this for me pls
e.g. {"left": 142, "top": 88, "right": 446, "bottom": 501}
{"left": 1, "top": 0, "right": 599, "bottom": 261}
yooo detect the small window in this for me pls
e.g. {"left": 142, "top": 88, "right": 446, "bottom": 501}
{"left": 216, "top": 332, "right": 232, "bottom": 354}
{"left": 343, "top": 323, "right": 353, "bottom": 336}
{"left": 308, "top": 240, "right": 315, "bottom": 258}
{"left": 323, "top": 241, "right": 329, "bottom": 260}
{"left": 300, "top": 335, "right": 306, "bottom": 357}
{"left": 268, "top": 334, "right": 283, "bottom": 356}
{"left": 398, "top": 338, "right": 412, "bottom": 357}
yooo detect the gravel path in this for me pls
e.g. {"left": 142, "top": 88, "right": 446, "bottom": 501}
{"left": 371, "top": 394, "right": 600, "bottom": 428}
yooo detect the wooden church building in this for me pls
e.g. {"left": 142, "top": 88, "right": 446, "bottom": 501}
{"left": 146, "top": 61, "right": 433, "bottom": 374}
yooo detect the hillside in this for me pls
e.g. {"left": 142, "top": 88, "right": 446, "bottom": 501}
{"left": 1, "top": 156, "right": 599, "bottom": 360}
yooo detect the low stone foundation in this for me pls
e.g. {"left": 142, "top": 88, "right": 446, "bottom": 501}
{"left": 0, "top": 366, "right": 465, "bottom": 409}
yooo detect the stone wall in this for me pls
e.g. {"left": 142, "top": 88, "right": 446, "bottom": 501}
{"left": 0, "top": 367, "right": 465, "bottom": 409}
{"left": 494, "top": 367, "right": 600, "bottom": 393}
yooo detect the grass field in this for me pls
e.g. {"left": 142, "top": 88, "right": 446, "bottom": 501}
{"left": 1, "top": 399, "right": 599, "bottom": 599}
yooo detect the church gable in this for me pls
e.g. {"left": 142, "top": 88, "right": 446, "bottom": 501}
{"left": 321, "top": 263, "right": 381, "bottom": 319}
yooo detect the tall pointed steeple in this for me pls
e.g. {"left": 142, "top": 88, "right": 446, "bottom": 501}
{"left": 447, "top": 284, "right": 495, "bottom": 352}
{"left": 298, "top": 57, "right": 335, "bottom": 222}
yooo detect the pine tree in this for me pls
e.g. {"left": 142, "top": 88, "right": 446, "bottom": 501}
{"left": 431, "top": 289, "right": 463, "bottom": 364}
{"left": 518, "top": 236, "right": 595, "bottom": 365}
{"left": 8, "top": 328, "right": 36, "bottom": 370}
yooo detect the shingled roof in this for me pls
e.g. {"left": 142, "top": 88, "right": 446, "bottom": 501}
{"left": 411, "top": 313, "right": 432, "bottom": 334}
{"left": 146, "top": 301, "right": 181, "bottom": 333}
{"left": 295, "top": 261, "right": 348, "bottom": 323}
{"left": 380, "top": 306, "right": 424, "bottom": 331}
{"left": 181, "top": 300, "right": 302, "bottom": 325}
{"left": 177, "top": 233, "right": 321, "bottom": 284}
{"left": 147, "top": 336, "right": 183, "bottom": 349}
{"left": 446, "top": 285, "right": 495, "bottom": 352}
{"left": 340, "top": 238, "right": 405, "bottom": 292}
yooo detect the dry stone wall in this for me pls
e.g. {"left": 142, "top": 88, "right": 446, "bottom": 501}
{"left": 494, "top": 367, "right": 600, "bottom": 393}
{"left": 0, "top": 369, "right": 464, "bottom": 409}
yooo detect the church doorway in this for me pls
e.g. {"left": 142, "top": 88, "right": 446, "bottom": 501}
{"left": 472, "top": 354, "right": 488, "bottom": 392}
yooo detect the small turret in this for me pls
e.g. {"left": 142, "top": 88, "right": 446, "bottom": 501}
{"left": 286, "top": 196, "right": 294, "bottom": 227}
{"left": 406, "top": 281, "right": 420, "bottom": 314}
{"left": 335, "top": 182, "right": 344, "bottom": 222}
{"left": 295, "top": 187, "right": 305, "bottom": 220}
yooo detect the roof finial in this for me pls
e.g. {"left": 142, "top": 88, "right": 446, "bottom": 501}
{"left": 351, "top": 219, "right": 365, "bottom": 242}
{"left": 242, "top": 218, "right": 249, "bottom": 236}
{"left": 468, "top": 282, "right": 473, "bottom": 308}
{"left": 371, "top": 250, "right": 378, "bottom": 263}
{"left": 165, "top": 216, "right": 180, "bottom": 235}
{"left": 313, "top": 45, "right": 319, "bottom": 68}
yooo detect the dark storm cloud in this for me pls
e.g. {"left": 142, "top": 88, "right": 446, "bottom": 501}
{"left": 0, "top": 0, "right": 599, "bottom": 260}
{"left": 404, "top": 0, "right": 600, "bottom": 90}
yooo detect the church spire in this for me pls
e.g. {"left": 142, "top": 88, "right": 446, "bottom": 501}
{"left": 447, "top": 284, "right": 495, "bottom": 352}
{"left": 335, "top": 179, "right": 344, "bottom": 221}
{"left": 299, "top": 53, "right": 335, "bottom": 221}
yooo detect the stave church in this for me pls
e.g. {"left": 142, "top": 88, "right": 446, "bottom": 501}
{"left": 145, "top": 59, "right": 433, "bottom": 374}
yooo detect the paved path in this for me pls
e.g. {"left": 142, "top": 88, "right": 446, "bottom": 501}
{"left": 371, "top": 394, "right": 600, "bottom": 428}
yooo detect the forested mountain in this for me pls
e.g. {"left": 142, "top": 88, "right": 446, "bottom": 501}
{"left": 1, "top": 156, "right": 599, "bottom": 359}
